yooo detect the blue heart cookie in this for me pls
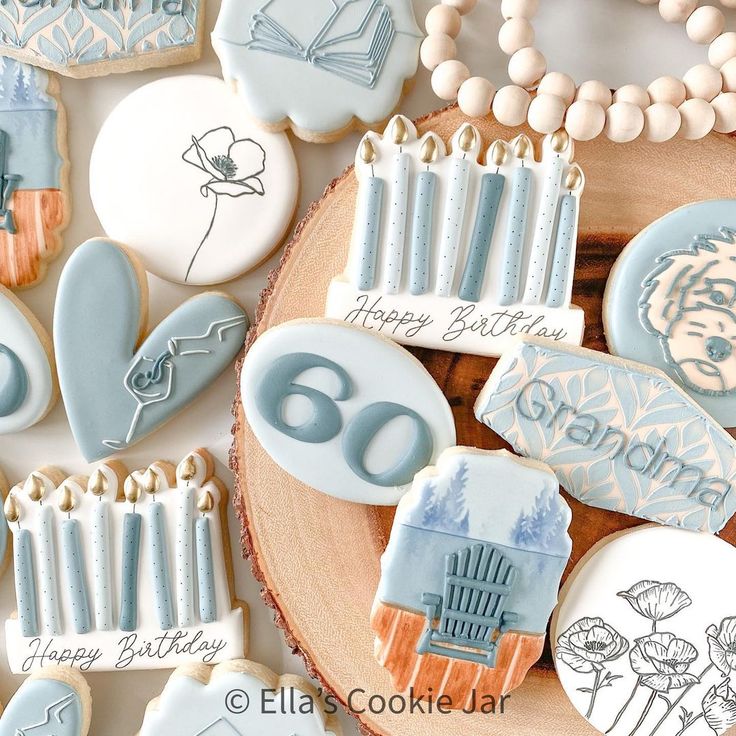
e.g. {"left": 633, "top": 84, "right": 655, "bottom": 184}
{"left": 54, "top": 239, "right": 248, "bottom": 461}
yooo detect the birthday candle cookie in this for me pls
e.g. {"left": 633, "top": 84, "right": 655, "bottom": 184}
{"left": 552, "top": 525, "right": 736, "bottom": 736}
{"left": 90, "top": 76, "right": 299, "bottom": 286}
{"left": 0, "top": 286, "right": 58, "bottom": 435}
{"left": 53, "top": 238, "right": 248, "bottom": 462}
{"left": 240, "top": 318, "right": 456, "bottom": 505}
{"left": 0, "top": 0, "right": 204, "bottom": 78}
{"left": 137, "top": 659, "right": 341, "bottom": 735}
{"left": 211, "top": 0, "right": 423, "bottom": 142}
{"left": 4, "top": 450, "right": 248, "bottom": 674}
{"left": 0, "top": 58, "right": 68, "bottom": 290}
{"left": 605, "top": 199, "right": 736, "bottom": 428}
{"left": 372, "top": 447, "right": 572, "bottom": 710}
{"left": 325, "top": 118, "right": 586, "bottom": 356}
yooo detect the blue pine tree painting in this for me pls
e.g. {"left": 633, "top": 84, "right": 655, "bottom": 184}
{"left": 511, "top": 491, "right": 569, "bottom": 557}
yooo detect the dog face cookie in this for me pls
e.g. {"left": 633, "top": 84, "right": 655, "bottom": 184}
{"left": 475, "top": 336, "right": 736, "bottom": 533}
{"left": 240, "top": 318, "right": 456, "bottom": 505}
{"left": 0, "top": 286, "right": 57, "bottom": 434}
{"left": 53, "top": 239, "right": 248, "bottom": 461}
{"left": 553, "top": 526, "right": 736, "bottom": 736}
{"left": 0, "top": 0, "right": 204, "bottom": 78}
{"left": 211, "top": 0, "right": 422, "bottom": 141}
{"left": 605, "top": 200, "right": 736, "bottom": 427}
{"left": 373, "top": 447, "right": 571, "bottom": 710}
{"left": 90, "top": 76, "right": 298, "bottom": 285}
{"left": 137, "top": 660, "right": 341, "bottom": 735}
{"left": 0, "top": 58, "right": 67, "bottom": 290}
{"left": 4, "top": 450, "right": 248, "bottom": 673}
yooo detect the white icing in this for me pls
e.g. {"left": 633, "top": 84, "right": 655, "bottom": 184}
{"left": 240, "top": 318, "right": 456, "bottom": 505}
{"left": 89, "top": 75, "right": 299, "bottom": 286}
{"left": 0, "top": 290, "right": 54, "bottom": 434}
{"left": 553, "top": 526, "right": 736, "bottom": 736}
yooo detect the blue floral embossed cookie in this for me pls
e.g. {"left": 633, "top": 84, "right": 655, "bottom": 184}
{"left": 212, "top": 0, "right": 423, "bottom": 141}
{"left": 553, "top": 525, "right": 736, "bottom": 736}
{"left": 605, "top": 200, "right": 736, "bottom": 427}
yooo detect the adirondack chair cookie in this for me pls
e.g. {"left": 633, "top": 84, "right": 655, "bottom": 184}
{"left": 371, "top": 446, "right": 572, "bottom": 711}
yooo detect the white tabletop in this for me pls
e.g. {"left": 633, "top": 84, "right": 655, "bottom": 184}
{"left": 0, "top": 0, "right": 728, "bottom": 732}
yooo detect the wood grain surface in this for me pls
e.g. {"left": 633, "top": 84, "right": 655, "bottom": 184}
{"left": 230, "top": 104, "right": 736, "bottom": 736}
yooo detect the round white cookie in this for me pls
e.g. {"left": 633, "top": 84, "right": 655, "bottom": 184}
{"left": 553, "top": 525, "right": 736, "bottom": 736}
{"left": 241, "top": 319, "right": 456, "bottom": 505}
{"left": 90, "top": 75, "right": 299, "bottom": 286}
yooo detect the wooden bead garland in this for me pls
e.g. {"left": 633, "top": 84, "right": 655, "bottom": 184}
{"left": 421, "top": 0, "right": 736, "bottom": 141}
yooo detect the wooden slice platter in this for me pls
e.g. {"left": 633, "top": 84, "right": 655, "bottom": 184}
{"left": 230, "top": 104, "right": 736, "bottom": 736}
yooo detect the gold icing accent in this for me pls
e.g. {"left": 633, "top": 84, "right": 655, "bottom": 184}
{"left": 88, "top": 469, "right": 108, "bottom": 497}
{"left": 124, "top": 477, "right": 142, "bottom": 505}
{"left": 26, "top": 473, "right": 45, "bottom": 503}
{"left": 142, "top": 467, "right": 160, "bottom": 495}
{"left": 58, "top": 485, "right": 75, "bottom": 514}
{"left": 177, "top": 455, "right": 198, "bottom": 482}
{"left": 490, "top": 140, "right": 508, "bottom": 167}
{"left": 420, "top": 136, "right": 439, "bottom": 165}
{"left": 4, "top": 495, "right": 19, "bottom": 524}
{"left": 513, "top": 135, "right": 532, "bottom": 160}
{"left": 458, "top": 125, "right": 477, "bottom": 153}
{"left": 197, "top": 491, "right": 214, "bottom": 514}
{"left": 359, "top": 137, "right": 376, "bottom": 165}
{"left": 391, "top": 116, "right": 409, "bottom": 145}
{"left": 551, "top": 129, "right": 571, "bottom": 154}
{"left": 565, "top": 164, "right": 584, "bottom": 192}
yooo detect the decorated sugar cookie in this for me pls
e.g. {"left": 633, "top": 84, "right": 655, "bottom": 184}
{"left": 0, "top": 666, "right": 91, "bottom": 736}
{"left": 0, "top": 286, "right": 57, "bottom": 434}
{"left": 0, "top": 469, "right": 9, "bottom": 576}
{"left": 605, "top": 200, "right": 736, "bottom": 428}
{"left": 212, "top": 0, "right": 423, "bottom": 142}
{"left": 138, "top": 659, "right": 341, "bottom": 735}
{"left": 553, "top": 525, "right": 736, "bottom": 736}
{"left": 325, "top": 119, "right": 586, "bottom": 356}
{"left": 475, "top": 337, "right": 736, "bottom": 533}
{"left": 0, "top": 0, "right": 204, "bottom": 78}
{"left": 373, "top": 447, "right": 572, "bottom": 710}
{"left": 240, "top": 318, "right": 456, "bottom": 505}
{"left": 0, "top": 58, "right": 68, "bottom": 290}
{"left": 4, "top": 450, "right": 248, "bottom": 674}
{"left": 54, "top": 239, "right": 248, "bottom": 462}
{"left": 90, "top": 76, "right": 299, "bottom": 285}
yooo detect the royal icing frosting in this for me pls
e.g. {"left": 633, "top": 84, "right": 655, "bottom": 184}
{"left": 605, "top": 200, "right": 736, "bottom": 427}
{"left": 0, "top": 57, "right": 66, "bottom": 290}
{"left": 474, "top": 337, "right": 736, "bottom": 533}
{"left": 0, "top": 0, "right": 203, "bottom": 77}
{"left": 240, "top": 318, "right": 456, "bottom": 505}
{"left": 373, "top": 447, "right": 571, "bottom": 709}
{"left": 53, "top": 238, "right": 248, "bottom": 462}
{"left": 138, "top": 660, "right": 341, "bottom": 735}
{"left": 0, "top": 286, "right": 56, "bottom": 435}
{"left": 90, "top": 75, "right": 299, "bottom": 286}
{"left": 211, "top": 0, "right": 422, "bottom": 138}
{"left": 325, "top": 118, "right": 586, "bottom": 356}
{"left": 4, "top": 450, "right": 247, "bottom": 674}
{"left": 553, "top": 525, "right": 736, "bottom": 736}
{"left": 0, "top": 667, "right": 90, "bottom": 736}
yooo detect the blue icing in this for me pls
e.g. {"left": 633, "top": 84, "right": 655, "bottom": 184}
{"left": 0, "top": 676, "right": 83, "bottom": 736}
{"left": 0, "top": 342, "right": 28, "bottom": 416}
{"left": 378, "top": 449, "right": 571, "bottom": 635}
{"left": 605, "top": 199, "right": 736, "bottom": 426}
{"left": 53, "top": 238, "right": 248, "bottom": 461}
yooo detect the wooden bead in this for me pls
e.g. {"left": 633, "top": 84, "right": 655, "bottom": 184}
{"left": 686, "top": 5, "right": 725, "bottom": 43}
{"left": 682, "top": 63, "right": 722, "bottom": 101}
{"left": 658, "top": 0, "right": 698, "bottom": 23}
{"left": 678, "top": 97, "right": 716, "bottom": 138}
{"left": 527, "top": 93, "right": 566, "bottom": 134}
{"left": 508, "top": 47, "right": 546, "bottom": 89}
{"left": 492, "top": 84, "right": 531, "bottom": 126}
{"left": 498, "top": 18, "right": 534, "bottom": 55}
{"left": 426, "top": 4, "right": 462, "bottom": 38}
{"left": 647, "top": 75, "right": 686, "bottom": 106}
{"left": 604, "top": 101, "right": 645, "bottom": 143}
{"left": 420, "top": 33, "right": 458, "bottom": 71}
{"left": 442, "top": 0, "right": 478, "bottom": 15}
{"left": 613, "top": 84, "right": 650, "bottom": 110}
{"left": 431, "top": 59, "right": 470, "bottom": 100}
{"left": 711, "top": 91, "right": 736, "bottom": 132}
{"left": 501, "top": 0, "right": 539, "bottom": 19}
{"left": 565, "top": 99, "right": 606, "bottom": 141}
{"left": 538, "top": 72, "right": 576, "bottom": 105}
{"left": 576, "top": 80, "right": 613, "bottom": 109}
{"left": 709, "top": 32, "right": 736, "bottom": 68}
{"left": 643, "top": 102, "right": 681, "bottom": 141}
{"left": 458, "top": 76, "right": 496, "bottom": 117}
{"left": 720, "top": 56, "right": 736, "bottom": 91}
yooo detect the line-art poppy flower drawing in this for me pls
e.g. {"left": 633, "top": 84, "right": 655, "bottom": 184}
{"left": 617, "top": 581, "right": 693, "bottom": 632}
{"left": 181, "top": 126, "right": 267, "bottom": 282}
